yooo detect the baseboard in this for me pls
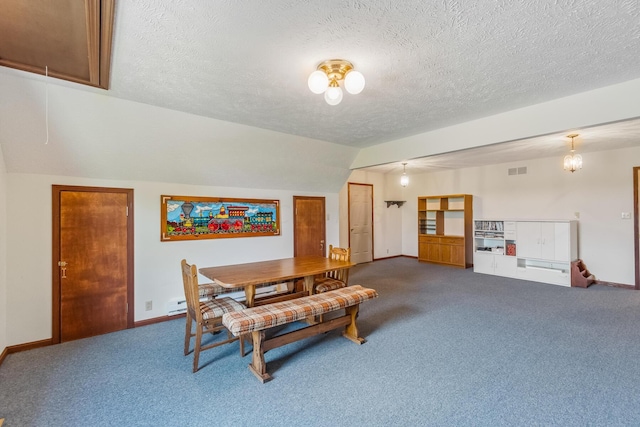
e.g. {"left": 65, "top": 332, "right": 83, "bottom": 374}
{"left": 134, "top": 313, "right": 185, "bottom": 328}
{"left": 594, "top": 280, "right": 636, "bottom": 290}
{"left": 5, "top": 338, "right": 53, "bottom": 359}
{"left": 374, "top": 255, "right": 415, "bottom": 261}
{"left": 0, "top": 346, "right": 8, "bottom": 366}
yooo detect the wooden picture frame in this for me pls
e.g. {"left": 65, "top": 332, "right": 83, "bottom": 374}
{"left": 161, "top": 195, "right": 280, "bottom": 241}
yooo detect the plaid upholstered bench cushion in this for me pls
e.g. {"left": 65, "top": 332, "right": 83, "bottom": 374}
{"left": 314, "top": 277, "right": 347, "bottom": 293}
{"left": 198, "top": 282, "right": 237, "bottom": 298}
{"left": 200, "top": 297, "right": 246, "bottom": 320}
{"left": 222, "top": 285, "right": 378, "bottom": 336}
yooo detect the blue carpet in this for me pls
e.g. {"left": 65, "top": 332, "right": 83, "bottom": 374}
{"left": 2, "top": 257, "right": 640, "bottom": 426}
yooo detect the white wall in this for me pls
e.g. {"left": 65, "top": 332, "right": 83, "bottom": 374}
{"left": 0, "top": 146, "right": 7, "bottom": 352}
{"left": 5, "top": 173, "right": 339, "bottom": 346}
{"left": 397, "top": 146, "right": 639, "bottom": 285}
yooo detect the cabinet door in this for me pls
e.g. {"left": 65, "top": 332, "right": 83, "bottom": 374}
{"left": 418, "top": 239, "right": 429, "bottom": 261}
{"left": 426, "top": 243, "right": 441, "bottom": 262}
{"left": 516, "top": 222, "right": 541, "bottom": 259}
{"left": 539, "top": 222, "right": 556, "bottom": 261}
{"left": 473, "top": 252, "right": 494, "bottom": 274}
{"left": 551, "top": 222, "right": 571, "bottom": 262}
{"left": 441, "top": 244, "right": 464, "bottom": 266}
{"left": 494, "top": 255, "right": 517, "bottom": 277}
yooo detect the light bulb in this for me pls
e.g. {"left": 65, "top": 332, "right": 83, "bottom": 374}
{"left": 400, "top": 173, "right": 409, "bottom": 187}
{"left": 324, "top": 85, "right": 343, "bottom": 105}
{"left": 308, "top": 70, "right": 329, "bottom": 94}
{"left": 344, "top": 70, "right": 365, "bottom": 94}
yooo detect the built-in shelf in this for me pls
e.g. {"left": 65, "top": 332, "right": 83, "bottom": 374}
{"left": 385, "top": 200, "right": 406, "bottom": 208}
{"left": 473, "top": 219, "right": 578, "bottom": 286}
{"left": 418, "top": 194, "right": 473, "bottom": 268}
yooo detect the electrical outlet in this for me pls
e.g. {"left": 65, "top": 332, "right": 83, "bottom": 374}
{"left": 574, "top": 212, "right": 580, "bottom": 219}
{"left": 621, "top": 212, "right": 631, "bottom": 219}
{"left": 145, "top": 300, "right": 152, "bottom": 311}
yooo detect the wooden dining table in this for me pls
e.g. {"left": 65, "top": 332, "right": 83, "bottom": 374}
{"left": 198, "top": 255, "right": 354, "bottom": 307}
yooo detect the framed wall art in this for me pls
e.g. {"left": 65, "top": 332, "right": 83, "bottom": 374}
{"left": 161, "top": 195, "right": 280, "bottom": 241}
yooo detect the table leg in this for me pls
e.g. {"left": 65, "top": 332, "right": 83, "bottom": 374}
{"left": 303, "top": 275, "right": 315, "bottom": 296}
{"left": 244, "top": 284, "right": 256, "bottom": 307}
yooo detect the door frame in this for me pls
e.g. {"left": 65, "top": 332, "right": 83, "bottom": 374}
{"left": 348, "top": 182, "right": 374, "bottom": 261}
{"left": 51, "top": 185, "right": 135, "bottom": 343}
{"left": 634, "top": 167, "right": 639, "bottom": 290}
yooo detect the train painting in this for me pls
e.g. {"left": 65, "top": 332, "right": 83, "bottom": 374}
{"left": 161, "top": 195, "right": 280, "bottom": 241}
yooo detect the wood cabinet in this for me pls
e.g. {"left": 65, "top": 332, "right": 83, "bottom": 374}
{"left": 418, "top": 194, "right": 472, "bottom": 268}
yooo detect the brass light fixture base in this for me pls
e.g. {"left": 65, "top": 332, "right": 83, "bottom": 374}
{"left": 317, "top": 59, "right": 354, "bottom": 82}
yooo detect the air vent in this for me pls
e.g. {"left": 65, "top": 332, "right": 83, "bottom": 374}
{"left": 508, "top": 166, "right": 527, "bottom": 176}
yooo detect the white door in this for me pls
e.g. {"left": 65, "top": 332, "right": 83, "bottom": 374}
{"left": 349, "top": 183, "right": 373, "bottom": 264}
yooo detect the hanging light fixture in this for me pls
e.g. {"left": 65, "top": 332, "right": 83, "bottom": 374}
{"left": 400, "top": 163, "right": 409, "bottom": 187}
{"left": 563, "top": 134, "right": 583, "bottom": 173}
{"left": 308, "top": 59, "right": 365, "bottom": 106}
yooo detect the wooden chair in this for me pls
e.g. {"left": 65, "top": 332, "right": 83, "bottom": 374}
{"left": 181, "top": 259, "right": 246, "bottom": 372}
{"left": 314, "top": 245, "right": 350, "bottom": 293}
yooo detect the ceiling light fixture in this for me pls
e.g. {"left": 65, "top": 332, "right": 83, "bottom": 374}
{"left": 308, "top": 59, "right": 365, "bottom": 106}
{"left": 400, "top": 163, "right": 409, "bottom": 187}
{"left": 563, "top": 133, "right": 583, "bottom": 173}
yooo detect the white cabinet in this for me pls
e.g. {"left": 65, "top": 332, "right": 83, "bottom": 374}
{"left": 474, "top": 252, "right": 517, "bottom": 277}
{"left": 516, "top": 221, "right": 573, "bottom": 262}
{"left": 474, "top": 219, "right": 578, "bottom": 287}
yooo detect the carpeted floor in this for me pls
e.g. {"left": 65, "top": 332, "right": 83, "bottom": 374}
{"left": 2, "top": 257, "right": 640, "bottom": 426}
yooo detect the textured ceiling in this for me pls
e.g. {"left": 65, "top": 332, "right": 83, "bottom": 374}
{"left": 104, "top": 0, "right": 640, "bottom": 148}
{"left": 2, "top": 0, "right": 640, "bottom": 190}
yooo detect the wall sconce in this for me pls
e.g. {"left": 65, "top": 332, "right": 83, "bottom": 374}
{"left": 400, "top": 163, "right": 409, "bottom": 187}
{"left": 308, "top": 59, "right": 365, "bottom": 106}
{"left": 563, "top": 134, "right": 583, "bottom": 173}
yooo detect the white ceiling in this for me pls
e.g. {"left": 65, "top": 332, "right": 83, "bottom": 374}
{"left": 106, "top": 0, "right": 640, "bottom": 149}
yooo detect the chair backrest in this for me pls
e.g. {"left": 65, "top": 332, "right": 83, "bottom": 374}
{"left": 181, "top": 259, "right": 202, "bottom": 322}
{"left": 326, "top": 245, "right": 351, "bottom": 284}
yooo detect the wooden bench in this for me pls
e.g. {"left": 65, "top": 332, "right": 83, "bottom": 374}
{"left": 222, "top": 285, "right": 378, "bottom": 383}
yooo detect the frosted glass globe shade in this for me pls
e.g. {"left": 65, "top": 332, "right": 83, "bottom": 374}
{"left": 308, "top": 70, "right": 329, "bottom": 94}
{"left": 400, "top": 173, "right": 409, "bottom": 187}
{"left": 344, "top": 70, "right": 365, "bottom": 94}
{"left": 324, "top": 86, "right": 343, "bottom": 105}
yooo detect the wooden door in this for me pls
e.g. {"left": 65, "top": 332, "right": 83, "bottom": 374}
{"left": 348, "top": 183, "right": 373, "bottom": 264}
{"left": 293, "top": 196, "right": 326, "bottom": 257}
{"left": 52, "top": 186, "right": 134, "bottom": 343}
{"left": 635, "top": 166, "right": 639, "bottom": 290}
